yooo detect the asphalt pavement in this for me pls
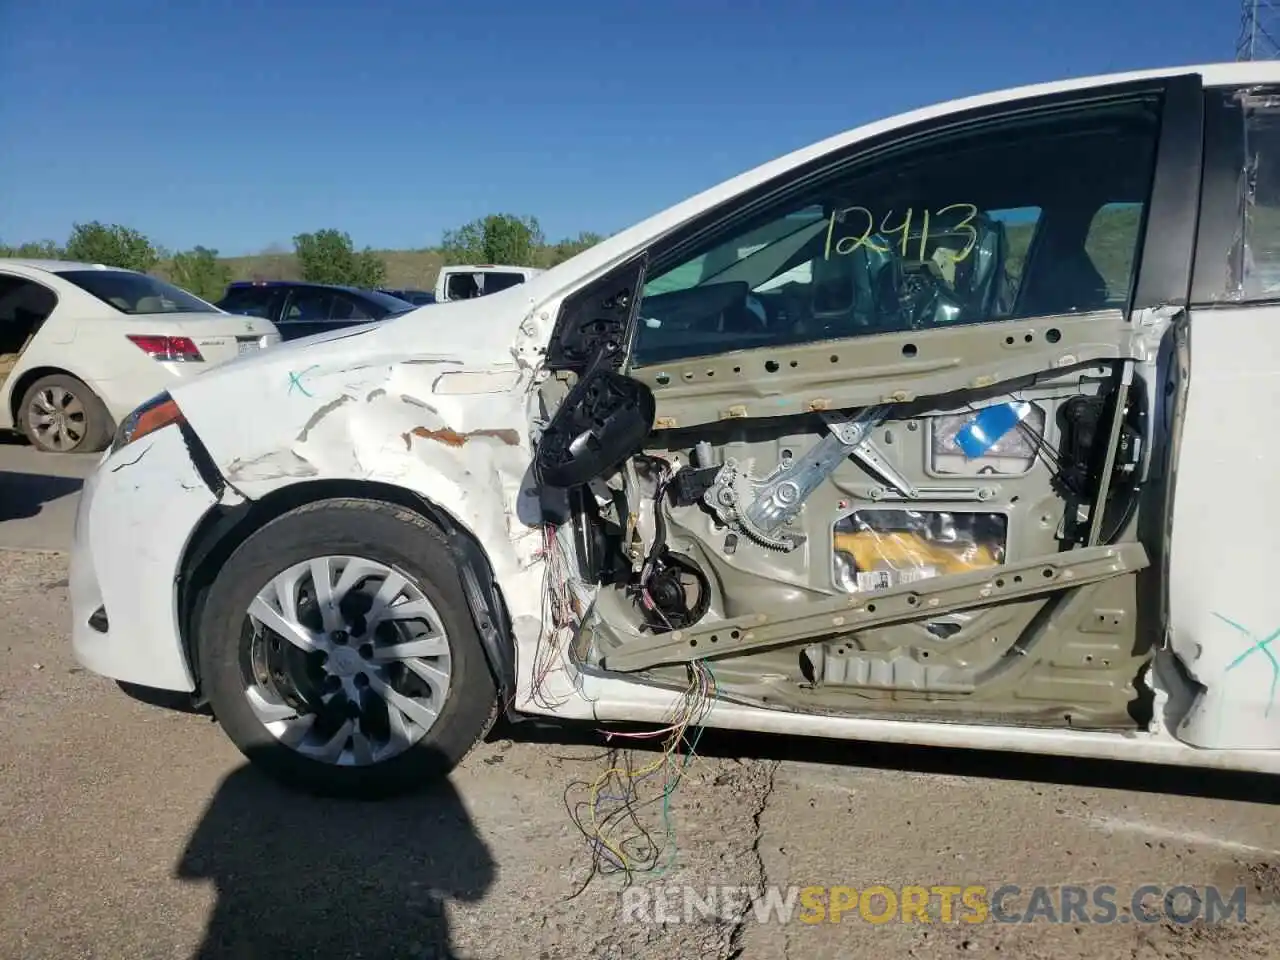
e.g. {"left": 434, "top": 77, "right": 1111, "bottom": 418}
{"left": 1, "top": 439, "right": 1279, "bottom": 959}
{"left": 0, "top": 437, "right": 97, "bottom": 550}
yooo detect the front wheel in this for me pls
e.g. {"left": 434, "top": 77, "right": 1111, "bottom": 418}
{"left": 197, "top": 498, "right": 499, "bottom": 798}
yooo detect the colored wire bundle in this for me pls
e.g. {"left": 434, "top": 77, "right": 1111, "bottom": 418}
{"left": 562, "top": 660, "right": 718, "bottom": 899}
{"left": 529, "top": 522, "right": 582, "bottom": 711}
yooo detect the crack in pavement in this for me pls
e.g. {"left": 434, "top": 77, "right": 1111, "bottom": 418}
{"left": 726, "top": 758, "right": 779, "bottom": 960}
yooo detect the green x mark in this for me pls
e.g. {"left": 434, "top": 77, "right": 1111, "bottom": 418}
{"left": 1213, "top": 612, "right": 1280, "bottom": 718}
{"left": 288, "top": 365, "right": 319, "bottom": 398}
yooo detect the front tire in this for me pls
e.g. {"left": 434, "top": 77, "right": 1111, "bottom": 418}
{"left": 20, "top": 373, "right": 114, "bottom": 453}
{"left": 197, "top": 498, "right": 498, "bottom": 798}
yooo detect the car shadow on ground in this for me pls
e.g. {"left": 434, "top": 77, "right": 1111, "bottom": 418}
{"left": 117, "top": 681, "right": 210, "bottom": 714}
{"left": 176, "top": 746, "right": 494, "bottom": 960}
{"left": 0, "top": 469, "right": 82, "bottom": 522}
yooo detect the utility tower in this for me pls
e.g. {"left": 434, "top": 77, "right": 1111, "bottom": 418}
{"left": 1238, "top": 0, "right": 1280, "bottom": 60}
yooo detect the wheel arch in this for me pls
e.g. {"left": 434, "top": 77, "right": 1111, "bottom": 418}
{"left": 177, "top": 477, "right": 517, "bottom": 709}
{"left": 7, "top": 364, "right": 117, "bottom": 431}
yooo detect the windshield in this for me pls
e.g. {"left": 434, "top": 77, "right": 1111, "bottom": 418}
{"left": 59, "top": 270, "right": 219, "bottom": 314}
{"left": 644, "top": 207, "right": 828, "bottom": 297}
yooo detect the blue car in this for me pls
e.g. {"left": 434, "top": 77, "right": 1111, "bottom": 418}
{"left": 215, "top": 281, "right": 417, "bottom": 341}
{"left": 379, "top": 288, "right": 437, "bottom": 306}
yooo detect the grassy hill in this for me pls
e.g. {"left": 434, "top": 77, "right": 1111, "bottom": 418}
{"left": 217, "top": 240, "right": 600, "bottom": 290}
{"left": 217, "top": 248, "right": 453, "bottom": 289}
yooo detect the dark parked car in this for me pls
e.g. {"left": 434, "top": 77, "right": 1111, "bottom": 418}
{"left": 379, "top": 288, "right": 437, "bottom": 305}
{"left": 215, "top": 281, "right": 416, "bottom": 341}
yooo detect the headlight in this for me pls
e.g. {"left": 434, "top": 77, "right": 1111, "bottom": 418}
{"left": 111, "top": 392, "right": 185, "bottom": 453}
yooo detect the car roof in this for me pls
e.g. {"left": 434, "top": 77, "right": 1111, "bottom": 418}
{"left": 225, "top": 280, "right": 375, "bottom": 294}
{"left": 443, "top": 265, "right": 539, "bottom": 272}
{"left": 0, "top": 259, "right": 135, "bottom": 274}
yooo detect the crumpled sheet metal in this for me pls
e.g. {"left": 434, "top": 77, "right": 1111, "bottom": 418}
{"left": 218, "top": 356, "right": 547, "bottom": 625}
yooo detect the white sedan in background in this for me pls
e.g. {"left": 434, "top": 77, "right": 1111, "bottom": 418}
{"left": 0, "top": 260, "right": 280, "bottom": 453}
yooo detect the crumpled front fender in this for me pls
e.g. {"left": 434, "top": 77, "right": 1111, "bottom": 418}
{"left": 172, "top": 354, "right": 548, "bottom": 667}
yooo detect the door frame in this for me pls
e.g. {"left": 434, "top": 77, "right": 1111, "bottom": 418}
{"left": 552, "top": 74, "right": 1209, "bottom": 679}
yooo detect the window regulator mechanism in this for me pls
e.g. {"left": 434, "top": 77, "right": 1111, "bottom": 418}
{"left": 702, "top": 406, "right": 915, "bottom": 551}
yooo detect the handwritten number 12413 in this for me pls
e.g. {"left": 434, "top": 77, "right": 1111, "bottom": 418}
{"left": 823, "top": 204, "right": 979, "bottom": 263}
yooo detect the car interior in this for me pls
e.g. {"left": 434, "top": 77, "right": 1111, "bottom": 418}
{"left": 0, "top": 276, "right": 56, "bottom": 386}
{"left": 631, "top": 112, "right": 1151, "bottom": 369}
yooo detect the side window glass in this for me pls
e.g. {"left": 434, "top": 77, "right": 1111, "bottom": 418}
{"left": 446, "top": 272, "right": 480, "bottom": 300}
{"left": 632, "top": 95, "right": 1160, "bottom": 367}
{"left": 331, "top": 296, "right": 371, "bottom": 321}
{"left": 989, "top": 206, "right": 1042, "bottom": 293}
{"left": 0, "top": 276, "right": 56, "bottom": 355}
{"left": 1228, "top": 89, "right": 1280, "bottom": 299}
{"left": 1084, "top": 202, "right": 1144, "bottom": 305}
{"left": 220, "top": 289, "right": 271, "bottom": 318}
{"left": 481, "top": 272, "right": 525, "bottom": 294}
{"left": 285, "top": 290, "right": 334, "bottom": 322}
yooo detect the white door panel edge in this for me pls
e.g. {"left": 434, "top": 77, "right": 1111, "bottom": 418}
{"left": 1168, "top": 303, "right": 1280, "bottom": 749}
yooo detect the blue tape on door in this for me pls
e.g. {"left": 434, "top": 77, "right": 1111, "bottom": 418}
{"left": 954, "top": 401, "right": 1031, "bottom": 459}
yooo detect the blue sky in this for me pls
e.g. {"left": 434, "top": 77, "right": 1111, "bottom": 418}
{"left": 0, "top": 0, "right": 1237, "bottom": 257}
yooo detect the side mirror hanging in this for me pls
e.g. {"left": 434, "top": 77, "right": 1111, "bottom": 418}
{"left": 533, "top": 367, "right": 656, "bottom": 488}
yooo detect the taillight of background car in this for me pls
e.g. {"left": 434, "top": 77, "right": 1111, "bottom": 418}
{"left": 125, "top": 334, "right": 204, "bottom": 362}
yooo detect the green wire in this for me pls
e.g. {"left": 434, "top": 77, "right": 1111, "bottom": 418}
{"left": 651, "top": 664, "right": 716, "bottom": 880}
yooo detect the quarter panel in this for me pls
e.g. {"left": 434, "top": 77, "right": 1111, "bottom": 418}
{"left": 1168, "top": 303, "right": 1280, "bottom": 749}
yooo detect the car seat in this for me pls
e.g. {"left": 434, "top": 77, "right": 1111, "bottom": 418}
{"left": 808, "top": 223, "right": 901, "bottom": 336}
{"left": 1017, "top": 243, "right": 1111, "bottom": 316}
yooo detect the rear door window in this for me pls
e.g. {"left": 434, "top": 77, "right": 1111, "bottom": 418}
{"left": 0, "top": 274, "right": 57, "bottom": 357}
{"left": 480, "top": 271, "right": 525, "bottom": 294}
{"left": 331, "top": 294, "right": 374, "bottom": 321}
{"left": 445, "top": 273, "right": 480, "bottom": 300}
{"left": 218, "top": 286, "right": 280, "bottom": 319}
{"left": 284, "top": 289, "right": 337, "bottom": 322}
{"left": 1084, "top": 202, "right": 1144, "bottom": 304}
{"left": 1211, "top": 87, "right": 1280, "bottom": 300}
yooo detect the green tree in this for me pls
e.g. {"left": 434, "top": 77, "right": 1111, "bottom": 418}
{"left": 63, "top": 221, "right": 159, "bottom": 272}
{"left": 547, "top": 230, "right": 604, "bottom": 266}
{"left": 168, "top": 246, "right": 232, "bottom": 301}
{"left": 292, "top": 229, "right": 386, "bottom": 287}
{"left": 440, "top": 213, "right": 546, "bottom": 266}
{"left": 439, "top": 220, "right": 486, "bottom": 263}
{"left": 0, "top": 239, "right": 63, "bottom": 259}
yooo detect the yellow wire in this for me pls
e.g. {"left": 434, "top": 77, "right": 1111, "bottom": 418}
{"left": 583, "top": 664, "right": 712, "bottom": 875}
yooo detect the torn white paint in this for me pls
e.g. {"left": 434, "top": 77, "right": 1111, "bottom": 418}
{"left": 431, "top": 368, "right": 522, "bottom": 394}
{"left": 225, "top": 449, "right": 319, "bottom": 483}
{"left": 170, "top": 328, "right": 547, "bottom": 629}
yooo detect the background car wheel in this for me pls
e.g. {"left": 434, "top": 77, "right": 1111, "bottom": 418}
{"left": 19, "top": 373, "right": 114, "bottom": 453}
{"left": 197, "top": 498, "right": 499, "bottom": 799}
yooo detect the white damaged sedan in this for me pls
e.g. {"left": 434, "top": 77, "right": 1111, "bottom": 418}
{"left": 72, "top": 61, "right": 1280, "bottom": 796}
